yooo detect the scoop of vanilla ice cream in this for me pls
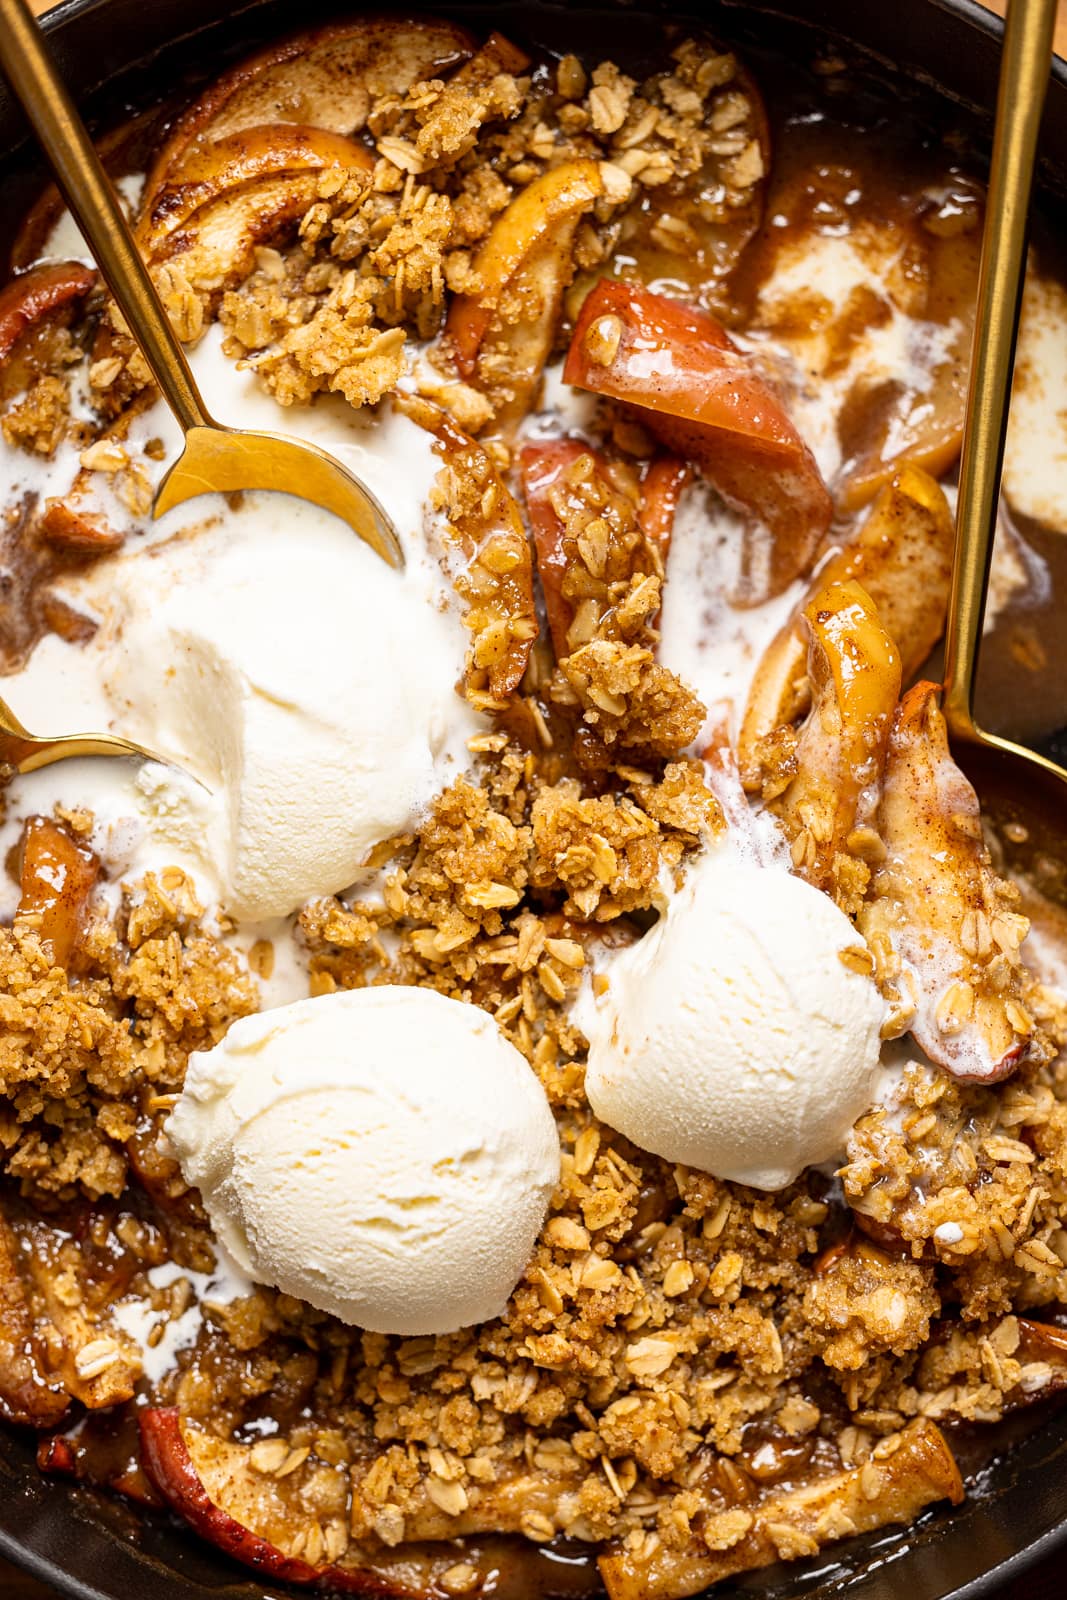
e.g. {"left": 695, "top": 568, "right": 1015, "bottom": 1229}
{"left": 167, "top": 987, "right": 561, "bottom": 1334}
{"left": 104, "top": 492, "right": 477, "bottom": 921}
{"left": 580, "top": 847, "right": 884, "bottom": 1189}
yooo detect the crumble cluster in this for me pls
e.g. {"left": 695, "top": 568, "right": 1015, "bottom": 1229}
{"left": 0, "top": 866, "right": 255, "bottom": 1201}
{"left": 209, "top": 39, "right": 764, "bottom": 415}
{"left": 2, "top": 715, "right": 1067, "bottom": 1580}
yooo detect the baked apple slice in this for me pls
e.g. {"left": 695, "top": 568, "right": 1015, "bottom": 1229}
{"left": 835, "top": 226, "right": 980, "bottom": 511}
{"left": 520, "top": 437, "right": 679, "bottom": 659}
{"left": 0, "top": 262, "right": 95, "bottom": 363}
{"left": 599, "top": 1418, "right": 962, "bottom": 1600}
{"left": 141, "top": 1409, "right": 560, "bottom": 1593}
{"left": 140, "top": 1409, "right": 399, "bottom": 1591}
{"left": 750, "top": 173, "right": 981, "bottom": 513}
{"left": 638, "top": 456, "right": 689, "bottom": 551}
{"left": 740, "top": 464, "right": 954, "bottom": 768}
{"left": 141, "top": 124, "right": 373, "bottom": 255}
{"left": 0, "top": 1213, "right": 68, "bottom": 1428}
{"left": 15, "top": 816, "right": 100, "bottom": 969}
{"left": 140, "top": 131, "right": 373, "bottom": 298}
{"left": 18, "top": 1215, "right": 143, "bottom": 1411}
{"left": 521, "top": 436, "right": 588, "bottom": 657}
{"left": 0, "top": 261, "right": 94, "bottom": 395}
{"left": 142, "top": 1408, "right": 587, "bottom": 1588}
{"left": 563, "top": 279, "right": 832, "bottom": 603}
{"left": 770, "top": 580, "right": 901, "bottom": 898}
{"left": 138, "top": 18, "right": 475, "bottom": 298}
{"left": 861, "top": 682, "right": 1036, "bottom": 1081}
{"left": 145, "top": 19, "right": 474, "bottom": 193}
{"left": 445, "top": 160, "right": 605, "bottom": 432}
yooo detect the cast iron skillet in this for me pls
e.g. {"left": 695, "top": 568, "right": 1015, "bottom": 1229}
{"left": 2, "top": 1, "right": 1067, "bottom": 1596}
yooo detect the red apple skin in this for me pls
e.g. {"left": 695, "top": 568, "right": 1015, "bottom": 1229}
{"left": 520, "top": 437, "right": 686, "bottom": 660}
{"left": 519, "top": 436, "right": 589, "bottom": 659}
{"left": 0, "top": 263, "right": 95, "bottom": 367}
{"left": 563, "top": 278, "right": 833, "bottom": 603}
{"left": 139, "top": 1409, "right": 421, "bottom": 1595}
{"left": 37, "top": 1435, "right": 76, "bottom": 1475}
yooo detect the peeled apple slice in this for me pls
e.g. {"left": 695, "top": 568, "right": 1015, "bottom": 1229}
{"left": 445, "top": 160, "right": 605, "bottom": 431}
{"left": 862, "top": 682, "right": 1036, "bottom": 1083}
{"left": 145, "top": 18, "right": 474, "bottom": 192}
{"left": 739, "top": 464, "right": 954, "bottom": 767}
{"left": 136, "top": 19, "right": 474, "bottom": 298}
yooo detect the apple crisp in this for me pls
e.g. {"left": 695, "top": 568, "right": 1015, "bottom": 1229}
{"left": 2, "top": 14, "right": 1067, "bottom": 1600}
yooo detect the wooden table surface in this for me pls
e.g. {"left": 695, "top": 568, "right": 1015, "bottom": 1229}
{"left": 6, "top": 0, "right": 1067, "bottom": 1595}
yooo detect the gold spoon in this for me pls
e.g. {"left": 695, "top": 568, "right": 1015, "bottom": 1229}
{"left": 941, "top": 0, "right": 1067, "bottom": 891}
{"left": 0, "top": 0, "right": 402, "bottom": 572}
{"left": 0, "top": 710, "right": 162, "bottom": 778}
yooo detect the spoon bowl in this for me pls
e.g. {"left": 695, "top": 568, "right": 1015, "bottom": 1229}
{"left": 155, "top": 424, "right": 401, "bottom": 566}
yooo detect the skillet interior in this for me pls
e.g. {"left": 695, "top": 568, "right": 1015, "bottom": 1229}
{"left": 2, "top": 1, "right": 1067, "bottom": 1596}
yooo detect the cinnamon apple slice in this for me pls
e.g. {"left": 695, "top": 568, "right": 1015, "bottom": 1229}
{"left": 835, "top": 225, "right": 981, "bottom": 511}
{"left": 146, "top": 19, "right": 474, "bottom": 195}
{"left": 0, "top": 1213, "right": 68, "bottom": 1429}
{"left": 139, "top": 129, "right": 374, "bottom": 297}
{"left": 563, "top": 279, "right": 832, "bottom": 603}
{"left": 599, "top": 1418, "right": 962, "bottom": 1600}
{"left": 0, "top": 262, "right": 95, "bottom": 362}
{"left": 750, "top": 173, "right": 982, "bottom": 514}
{"left": 0, "top": 262, "right": 94, "bottom": 392}
{"left": 861, "top": 682, "right": 1036, "bottom": 1082}
{"left": 15, "top": 817, "right": 99, "bottom": 969}
{"left": 520, "top": 436, "right": 587, "bottom": 657}
{"left": 445, "top": 160, "right": 605, "bottom": 431}
{"left": 137, "top": 18, "right": 475, "bottom": 298}
{"left": 141, "top": 124, "right": 374, "bottom": 254}
{"left": 740, "top": 464, "right": 953, "bottom": 769}
{"left": 770, "top": 580, "right": 901, "bottom": 899}
{"left": 140, "top": 1409, "right": 417, "bottom": 1594}
{"left": 520, "top": 437, "right": 680, "bottom": 660}
{"left": 638, "top": 456, "right": 689, "bottom": 553}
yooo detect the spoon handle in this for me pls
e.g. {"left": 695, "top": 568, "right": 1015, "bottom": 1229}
{"left": 942, "top": 0, "right": 1058, "bottom": 741}
{"left": 0, "top": 0, "right": 216, "bottom": 436}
